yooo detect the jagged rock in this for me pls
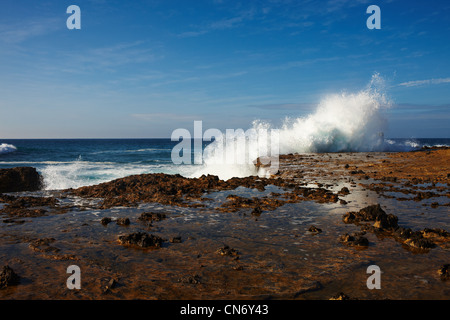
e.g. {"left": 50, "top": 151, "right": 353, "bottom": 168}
{"left": 373, "top": 213, "right": 398, "bottom": 230}
{"left": 438, "top": 264, "right": 449, "bottom": 281}
{"left": 116, "top": 217, "right": 130, "bottom": 226}
{"left": 138, "top": 212, "right": 167, "bottom": 222}
{"left": 0, "top": 265, "right": 20, "bottom": 289}
{"left": 404, "top": 237, "right": 436, "bottom": 250}
{"left": 342, "top": 205, "right": 448, "bottom": 251}
{"left": 343, "top": 204, "right": 398, "bottom": 230}
{"left": 217, "top": 245, "right": 239, "bottom": 257}
{"left": 340, "top": 233, "right": 369, "bottom": 247}
{"left": 308, "top": 225, "right": 322, "bottom": 233}
{"left": 393, "top": 227, "right": 439, "bottom": 250}
{"left": 118, "top": 232, "right": 163, "bottom": 248}
{"left": 251, "top": 206, "right": 262, "bottom": 216}
{"left": 0, "top": 167, "right": 42, "bottom": 193}
{"left": 339, "top": 187, "right": 350, "bottom": 195}
{"left": 329, "top": 292, "right": 352, "bottom": 300}
{"left": 101, "top": 217, "right": 112, "bottom": 225}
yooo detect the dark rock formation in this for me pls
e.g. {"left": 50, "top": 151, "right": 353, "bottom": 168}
{"left": 0, "top": 167, "right": 42, "bottom": 193}
{"left": 308, "top": 225, "right": 322, "bottom": 233}
{"left": 329, "top": 292, "right": 352, "bottom": 300}
{"left": 438, "top": 264, "right": 449, "bottom": 281}
{"left": 0, "top": 265, "right": 20, "bottom": 289}
{"left": 118, "top": 232, "right": 163, "bottom": 248}
{"left": 343, "top": 204, "right": 398, "bottom": 230}
{"left": 343, "top": 204, "right": 449, "bottom": 252}
{"left": 339, "top": 187, "right": 350, "bottom": 195}
{"left": 116, "top": 217, "right": 130, "bottom": 226}
{"left": 0, "top": 194, "right": 59, "bottom": 221}
{"left": 138, "top": 212, "right": 167, "bottom": 222}
{"left": 170, "top": 236, "right": 182, "bottom": 243}
{"left": 217, "top": 245, "right": 239, "bottom": 257}
{"left": 339, "top": 233, "right": 369, "bottom": 247}
{"left": 101, "top": 217, "right": 112, "bottom": 225}
{"left": 219, "top": 194, "right": 285, "bottom": 213}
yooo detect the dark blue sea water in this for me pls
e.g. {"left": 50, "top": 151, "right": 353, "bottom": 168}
{"left": 0, "top": 138, "right": 449, "bottom": 190}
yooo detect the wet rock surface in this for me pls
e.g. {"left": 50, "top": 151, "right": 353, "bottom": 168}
{"left": 0, "top": 194, "right": 65, "bottom": 222}
{"left": 0, "top": 148, "right": 449, "bottom": 300}
{"left": 69, "top": 172, "right": 344, "bottom": 211}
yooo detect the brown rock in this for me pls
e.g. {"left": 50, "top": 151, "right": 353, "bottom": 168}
{"left": 330, "top": 292, "right": 352, "bottom": 300}
{"left": 138, "top": 212, "right": 167, "bottom": 222}
{"left": 308, "top": 225, "right": 322, "bottom": 233}
{"left": 438, "top": 264, "right": 449, "bottom": 281}
{"left": 217, "top": 245, "right": 239, "bottom": 256}
{"left": 170, "top": 236, "right": 182, "bottom": 243}
{"left": 101, "top": 217, "right": 112, "bottom": 225}
{"left": 116, "top": 217, "right": 130, "bottom": 226}
{"left": 0, "top": 265, "right": 20, "bottom": 289}
{"left": 118, "top": 232, "right": 163, "bottom": 248}
{"left": 0, "top": 167, "right": 42, "bottom": 193}
{"left": 340, "top": 233, "right": 369, "bottom": 247}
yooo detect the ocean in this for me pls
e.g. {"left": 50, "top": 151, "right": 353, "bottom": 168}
{"left": 0, "top": 138, "right": 449, "bottom": 191}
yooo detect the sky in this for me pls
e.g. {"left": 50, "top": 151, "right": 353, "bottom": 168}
{"left": 0, "top": 0, "right": 449, "bottom": 138}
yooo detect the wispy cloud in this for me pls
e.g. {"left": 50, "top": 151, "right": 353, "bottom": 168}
{"left": 247, "top": 102, "right": 316, "bottom": 111}
{"left": 178, "top": 10, "right": 254, "bottom": 38}
{"left": 0, "top": 17, "right": 62, "bottom": 43}
{"left": 131, "top": 113, "right": 199, "bottom": 122}
{"left": 398, "top": 78, "right": 450, "bottom": 87}
{"left": 57, "top": 41, "right": 159, "bottom": 74}
{"left": 387, "top": 103, "right": 450, "bottom": 120}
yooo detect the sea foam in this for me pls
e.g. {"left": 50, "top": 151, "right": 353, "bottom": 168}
{"left": 192, "top": 73, "right": 392, "bottom": 180}
{"left": 0, "top": 143, "right": 17, "bottom": 155}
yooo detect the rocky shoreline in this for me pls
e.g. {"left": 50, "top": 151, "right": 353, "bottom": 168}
{"left": 0, "top": 148, "right": 449, "bottom": 299}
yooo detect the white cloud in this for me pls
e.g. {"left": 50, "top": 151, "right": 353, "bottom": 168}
{"left": 398, "top": 78, "right": 450, "bottom": 87}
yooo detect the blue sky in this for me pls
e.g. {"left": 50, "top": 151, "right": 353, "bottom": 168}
{"left": 0, "top": 0, "right": 449, "bottom": 138}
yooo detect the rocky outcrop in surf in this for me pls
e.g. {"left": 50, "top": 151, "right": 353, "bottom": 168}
{"left": 0, "top": 167, "right": 42, "bottom": 193}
